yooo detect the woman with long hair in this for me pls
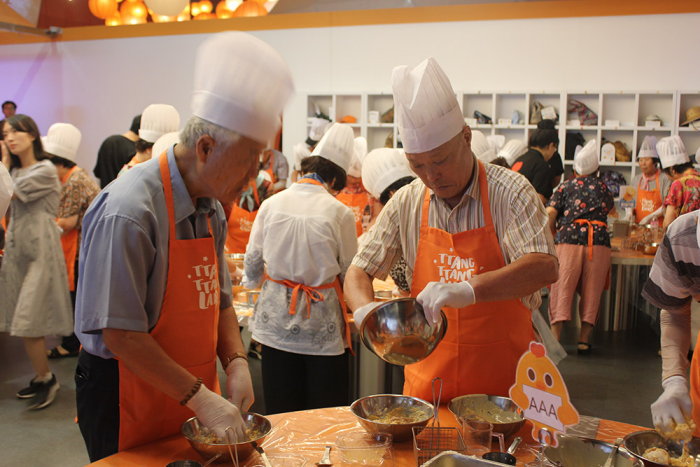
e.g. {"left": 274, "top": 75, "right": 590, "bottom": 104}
{"left": 0, "top": 114, "right": 72, "bottom": 409}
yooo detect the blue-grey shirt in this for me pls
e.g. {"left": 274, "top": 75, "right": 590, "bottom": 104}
{"left": 75, "top": 146, "right": 232, "bottom": 359}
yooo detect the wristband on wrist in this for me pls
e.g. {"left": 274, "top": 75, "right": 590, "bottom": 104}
{"left": 180, "top": 377, "right": 203, "bottom": 406}
{"left": 223, "top": 351, "right": 248, "bottom": 371}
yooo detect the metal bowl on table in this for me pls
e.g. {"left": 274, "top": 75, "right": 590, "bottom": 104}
{"left": 360, "top": 298, "right": 447, "bottom": 366}
{"left": 448, "top": 395, "right": 525, "bottom": 440}
{"left": 350, "top": 394, "right": 434, "bottom": 443}
{"left": 181, "top": 413, "right": 272, "bottom": 464}
{"left": 623, "top": 430, "right": 700, "bottom": 467}
{"left": 545, "top": 435, "right": 642, "bottom": 467}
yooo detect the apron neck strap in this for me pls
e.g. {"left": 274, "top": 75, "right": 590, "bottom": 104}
{"left": 61, "top": 166, "right": 78, "bottom": 184}
{"left": 420, "top": 159, "right": 493, "bottom": 229}
{"left": 158, "top": 153, "right": 177, "bottom": 242}
{"left": 297, "top": 178, "right": 324, "bottom": 187}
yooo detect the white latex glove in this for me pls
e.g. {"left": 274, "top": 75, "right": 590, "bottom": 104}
{"left": 651, "top": 375, "right": 694, "bottom": 433}
{"left": 416, "top": 281, "right": 475, "bottom": 325}
{"left": 187, "top": 384, "right": 246, "bottom": 440}
{"left": 640, "top": 206, "right": 664, "bottom": 225}
{"left": 353, "top": 301, "right": 383, "bottom": 328}
{"left": 225, "top": 358, "right": 254, "bottom": 411}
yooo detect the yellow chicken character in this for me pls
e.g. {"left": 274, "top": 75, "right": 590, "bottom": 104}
{"left": 509, "top": 342, "right": 579, "bottom": 446}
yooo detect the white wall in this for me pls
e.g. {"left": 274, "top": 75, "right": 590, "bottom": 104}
{"left": 0, "top": 13, "right": 697, "bottom": 173}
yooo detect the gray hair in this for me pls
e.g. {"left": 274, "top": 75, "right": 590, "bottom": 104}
{"left": 179, "top": 115, "right": 242, "bottom": 151}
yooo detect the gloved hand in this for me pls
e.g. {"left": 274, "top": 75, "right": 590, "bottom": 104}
{"left": 651, "top": 375, "right": 693, "bottom": 433}
{"left": 187, "top": 384, "right": 247, "bottom": 441}
{"left": 416, "top": 281, "right": 475, "bottom": 325}
{"left": 225, "top": 358, "right": 255, "bottom": 411}
{"left": 353, "top": 301, "right": 383, "bottom": 328}
{"left": 639, "top": 213, "right": 655, "bottom": 225}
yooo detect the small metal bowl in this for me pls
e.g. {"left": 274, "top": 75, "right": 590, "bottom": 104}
{"left": 374, "top": 290, "right": 393, "bottom": 302}
{"left": 624, "top": 430, "right": 700, "bottom": 467}
{"left": 360, "top": 298, "right": 447, "bottom": 366}
{"left": 181, "top": 413, "right": 272, "bottom": 464}
{"left": 350, "top": 394, "right": 434, "bottom": 443}
{"left": 448, "top": 395, "right": 525, "bottom": 440}
{"left": 545, "top": 435, "right": 642, "bottom": 467}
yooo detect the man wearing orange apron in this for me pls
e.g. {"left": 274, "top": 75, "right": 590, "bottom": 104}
{"left": 347, "top": 58, "right": 558, "bottom": 403}
{"left": 73, "top": 32, "right": 294, "bottom": 462}
{"left": 43, "top": 123, "right": 100, "bottom": 359}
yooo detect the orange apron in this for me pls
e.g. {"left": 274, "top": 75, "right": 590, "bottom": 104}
{"left": 335, "top": 188, "right": 371, "bottom": 237}
{"left": 635, "top": 172, "right": 663, "bottom": 224}
{"left": 262, "top": 151, "right": 277, "bottom": 185}
{"left": 117, "top": 152, "right": 221, "bottom": 452}
{"left": 59, "top": 166, "right": 79, "bottom": 292}
{"left": 404, "top": 161, "right": 535, "bottom": 402}
{"left": 690, "top": 330, "right": 700, "bottom": 437}
{"left": 225, "top": 182, "right": 260, "bottom": 255}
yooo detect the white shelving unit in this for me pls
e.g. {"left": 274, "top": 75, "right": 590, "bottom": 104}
{"left": 305, "top": 90, "right": 688, "bottom": 185}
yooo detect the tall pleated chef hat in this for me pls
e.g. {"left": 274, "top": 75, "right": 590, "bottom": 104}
{"left": 152, "top": 131, "right": 180, "bottom": 158}
{"left": 362, "top": 148, "right": 415, "bottom": 200}
{"left": 470, "top": 130, "right": 497, "bottom": 163}
{"left": 498, "top": 139, "right": 528, "bottom": 167}
{"left": 42, "top": 123, "right": 82, "bottom": 161}
{"left": 293, "top": 142, "right": 311, "bottom": 171}
{"left": 638, "top": 135, "right": 658, "bottom": 159}
{"left": 657, "top": 135, "right": 690, "bottom": 169}
{"left": 347, "top": 136, "right": 368, "bottom": 178}
{"left": 191, "top": 31, "right": 295, "bottom": 145}
{"left": 573, "top": 140, "right": 599, "bottom": 176}
{"left": 310, "top": 123, "right": 355, "bottom": 173}
{"left": 392, "top": 57, "right": 464, "bottom": 153}
{"left": 307, "top": 118, "right": 330, "bottom": 146}
{"left": 487, "top": 135, "right": 506, "bottom": 153}
{"left": 139, "top": 104, "right": 180, "bottom": 143}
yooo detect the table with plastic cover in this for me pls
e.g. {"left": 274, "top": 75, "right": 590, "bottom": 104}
{"left": 89, "top": 406, "right": 647, "bottom": 467}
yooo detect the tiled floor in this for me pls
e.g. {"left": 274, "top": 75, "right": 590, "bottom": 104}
{"left": 0, "top": 313, "right": 664, "bottom": 467}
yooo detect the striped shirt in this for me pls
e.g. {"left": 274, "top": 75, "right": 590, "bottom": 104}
{"left": 352, "top": 159, "right": 557, "bottom": 311}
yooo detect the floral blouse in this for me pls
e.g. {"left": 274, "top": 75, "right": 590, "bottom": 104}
{"left": 547, "top": 175, "right": 613, "bottom": 247}
{"left": 664, "top": 169, "right": 700, "bottom": 217}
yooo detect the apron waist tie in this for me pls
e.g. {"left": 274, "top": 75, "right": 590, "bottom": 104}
{"left": 573, "top": 219, "right": 608, "bottom": 261}
{"left": 267, "top": 276, "right": 355, "bottom": 356}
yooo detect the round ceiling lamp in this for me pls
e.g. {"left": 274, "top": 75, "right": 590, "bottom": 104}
{"left": 198, "top": 0, "right": 213, "bottom": 14}
{"left": 144, "top": 0, "right": 188, "bottom": 17}
{"left": 105, "top": 11, "right": 122, "bottom": 25}
{"left": 89, "top": 0, "right": 118, "bottom": 20}
{"left": 233, "top": 0, "right": 268, "bottom": 17}
{"left": 216, "top": 2, "right": 234, "bottom": 19}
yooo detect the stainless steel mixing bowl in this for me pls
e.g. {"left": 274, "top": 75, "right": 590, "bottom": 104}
{"left": 623, "top": 430, "right": 700, "bottom": 467}
{"left": 350, "top": 394, "right": 434, "bottom": 443}
{"left": 545, "top": 435, "right": 642, "bottom": 467}
{"left": 181, "top": 413, "right": 272, "bottom": 464}
{"left": 359, "top": 298, "right": 447, "bottom": 365}
{"left": 448, "top": 395, "right": 525, "bottom": 440}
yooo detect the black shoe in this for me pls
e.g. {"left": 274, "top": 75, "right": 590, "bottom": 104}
{"left": 247, "top": 347, "right": 262, "bottom": 361}
{"left": 16, "top": 378, "right": 41, "bottom": 399}
{"left": 29, "top": 374, "right": 59, "bottom": 410}
{"left": 577, "top": 342, "right": 592, "bottom": 356}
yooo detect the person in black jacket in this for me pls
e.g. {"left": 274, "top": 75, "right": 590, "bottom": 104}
{"left": 512, "top": 119, "right": 559, "bottom": 204}
{"left": 92, "top": 115, "right": 141, "bottom": 188}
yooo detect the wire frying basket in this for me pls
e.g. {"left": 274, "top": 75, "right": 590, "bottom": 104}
{"left": 412, "top": 378, "right": 467, "bottom": 466}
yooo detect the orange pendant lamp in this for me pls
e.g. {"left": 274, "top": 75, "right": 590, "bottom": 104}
{"left": 194, "top": 12, "right": 216, "bottom": 20}
{"left": 105, "top": 11, "right": 122, "bottom": 25}
{"left": 216, "top": 2, "right": 235, "bottom": 19}
{"left": 89, "top": 0, "right": 119, "bottom": 19}
{"left": 198, "top": 0, "right": 213, "bottom": 14}
{"left": 233, "top": 0, "right": 268, "bottom": 17}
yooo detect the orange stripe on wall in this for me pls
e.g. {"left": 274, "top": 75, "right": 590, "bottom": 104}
{"left": 1, "top": 0, "right": 699, "bottom": 45}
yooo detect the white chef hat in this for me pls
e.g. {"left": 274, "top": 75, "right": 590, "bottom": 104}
{"left": 657, "top": 135, "right": 690, "bottom": 169}
{"left": 392, "top": 57, "right": 464, "bottom": 154}
{"left": 139, "top": 104, "right": 180, "bottom": 143}
{"left": 293, "top": 142, "right": 311, "bottom": 171}
{"left": 362, "top": 148, "right": 415, "bottom": 200}
{"left": 307, "top": 118, "right": 330, "bottom": 145}
{"left": 152, "top": 131, "right": 180, "bottom": 159}
{"left": 573, "top": 140, "right": 599, "bottom": 176}
{"left": 470, "top": 130, "right": 496, "bottom": 162}
{"left": 0, "top": 163, "right": 12, "bottom": 219}
{"left": 347, "top": 136, "right": 368, "bottom": 178}
{"left": 43, "top": 123, "right": 82, "bottom": 162}
{"left": 498, "top": 139, "right": 528, "bottom": 167}
{"left": 191, "top": 31, "right": 295, "bottom": 145}
{"left": 638, "top": 136, "right": 658, "bottom": 159}
{"left": 310, "top": 123, "right": 354, "bottom": 173}
{"left": 487, "top": 135, "right": 506, "bottom": 153}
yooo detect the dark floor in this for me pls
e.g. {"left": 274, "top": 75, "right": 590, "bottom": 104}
{"left": 0, "top": 313, "right": 664, "bottom": 466}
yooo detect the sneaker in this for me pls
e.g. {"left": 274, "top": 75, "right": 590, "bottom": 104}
{"left": 29, "top": 374, "right": 59, "bottom": 410}
{"left": 16, "top": 379, "right": 41, "bottom": 399}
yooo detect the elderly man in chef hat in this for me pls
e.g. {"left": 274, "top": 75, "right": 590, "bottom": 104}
{"left": 346, "top": 57, "right": 559, "bottom": 402}
{"left": 74, "top": 32, "right": 294, "bottom": 462}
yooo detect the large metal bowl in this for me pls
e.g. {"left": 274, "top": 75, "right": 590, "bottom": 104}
{"left": 360, "top": 298, "right": 447, "bottom": 366}
{"left": 350, "top": 394, "right": 435, "bottom": 443}
{"left": 545, "top": 435, "right": 643, "bottom": 467}
{"left": 181, "top": 413, "right": 272, "bottom": 464}
{"left": 448, "top": 395, "right": 525, "bottom": 440}
{"left": 623, "top": 430, "right": 700, "bottom": 467}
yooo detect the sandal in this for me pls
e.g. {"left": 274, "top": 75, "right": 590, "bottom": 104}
{"left": 577, "top": 342, "right": 592, "bottom": 356}
{"left": 47, "top": 346, "right": 79, "bottom": 359}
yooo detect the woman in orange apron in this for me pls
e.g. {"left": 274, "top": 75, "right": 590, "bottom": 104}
{"left": 404, "top": 161, "right": 535, "bottom": 402}
{"left": 225, "top": 176, "right": 267, "bottom": 255}
{"left": 242, "top": 123, "right": 358, "bottom": 414}
{"left": 260, "top": 148, "right": 289, "bottom": 193}
{"left": 546, "top": 140, "right": 613, "bottom": 355}
{"left": 335, "top": 137, "right": 372, "bottom": 236}
{"left": 633, "top": 136, "right": 671, "bottom": 225}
